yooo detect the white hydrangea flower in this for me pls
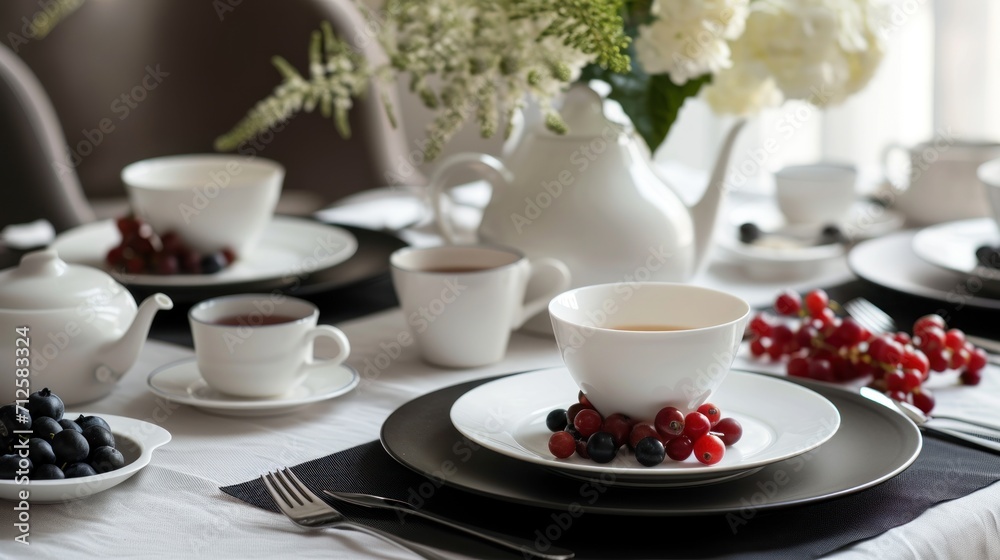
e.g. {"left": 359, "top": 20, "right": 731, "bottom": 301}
{"left": 717, "top": 0, "right": 886, "bottom": 108}
{"left": 701, "top": 63, "right": 782, "bottom": 115}
{"left": 634, "top": 0, "right": 751, "bottom": 85}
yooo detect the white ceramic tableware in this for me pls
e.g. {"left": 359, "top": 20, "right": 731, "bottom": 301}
{"left": 548, "top": 282, "right": 750, "bottom": 421}
{"left": 910, "top": 218, "right": 1000, "bottom": 286}
{"left": 188, "top": 294, "right": 350, "bottom": 397}
{"left": 0, "top": 249, "right": 173, "bottom": 405}
{"left": 147, "top": 358, "right": 360, "bottom": 417}
{"left": 122, "top": 154, "right": 284, "bottom": 256}
{"left": 49, "top": 216, "right": 357, "bottom": 288}
{"left": 390, "top": 245, "right": 570, "bottom": 368}
{"left": 449, "top": 367, "right": 840, "bottom": 487}
{"left": 773, "top": 162, "right": 858, "bottom": 225}
{"left": 0, "top": 412, "right": 171, "bottom": 503}
{"left": 883, "top": 138, "right": 1000, "bottom": 226}
{"left": 980, "top": 157, "right": 1000, "bottom": 230}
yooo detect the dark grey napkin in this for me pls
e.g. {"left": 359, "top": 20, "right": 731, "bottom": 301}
{"left": 221, "top": 392, "right": 1000, "bottom": 559}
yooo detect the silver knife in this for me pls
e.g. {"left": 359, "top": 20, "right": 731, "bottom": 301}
{"left": 323, "top": 490, "right": 575, "bottom": 559}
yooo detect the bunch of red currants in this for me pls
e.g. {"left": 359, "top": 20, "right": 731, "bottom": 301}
{"left": 747, "top": 289, "right": 987, "bottom": 414}
{"left": 105, "top": 216, "right": 236, "bottom": 275}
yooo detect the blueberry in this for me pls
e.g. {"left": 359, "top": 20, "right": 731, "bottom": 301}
{"left": 546, "top": 409, "right": 568, "bottom": 432}
{"left": 27, "top": 388, "right": 64, "bottom": 421}
{"left": 51, "top": 430, "right": 89, "bottom": 464}
{"left": 199, "top": 252, "right": 227, "bottom": 274}
{"left": 0, "top": 404, "right": 31, "bottom": 438}
{"left": 74, "top": 414, "right": 111, "bottom": 433}
{"left": 82, "top": 425, "right": 115, "bottom": 454}
{"left": 63, "top": 462, "right": 97, "bottom": 478}
{"left": 32, "top": 463, "right": 65, "bottom": 480}
{"left": 634, "top": 436, "right": 666, "bottom": 467}
{"left": 585, "top": 432, "right": 618, "bottom": 464}
{"left": 90, "top": 446, "right": 125, "bottom": 473}
{"left": 28, "top": 438, "right": 56, "bottom": 465}
{"left": 0, "top": 454, "right": 28, "bottom": 479}
{"left": 739, "top": 222, "right": 761, "bottom": 244}
{"left": 818, "top": 224, "right": 849, "bottom": 245}
{"left": 976, "top": 246, "right": 1000, "bottom": 269}
{"left": 32, "top": 416, "right": 63, "bottom": 442}
{"left": 58, "top": 419, "right": 83, "bottom": 433}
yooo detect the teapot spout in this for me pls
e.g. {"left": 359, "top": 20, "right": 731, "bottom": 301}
{"left": 96, "top": 293, "right": 173, "bottom": 384}
{"left": 690, "top": 118, "right": 747, "bottom": 274}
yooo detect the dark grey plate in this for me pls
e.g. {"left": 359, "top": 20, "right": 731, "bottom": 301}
{"left": 380, "top": 370, "right": 922, "bottom": 516}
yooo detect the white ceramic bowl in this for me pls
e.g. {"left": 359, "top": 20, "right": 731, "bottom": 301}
{"left": 122, "top": 154, "right": 284, "bottom": 256}
{"left": 774, "top": 162, "right": 857, "bottom": 225}
{"left": 548, "top": 282, "right": 750, "bottom": 422}
{"left": 0, "top": 412, "right": 171, "bottom": 503}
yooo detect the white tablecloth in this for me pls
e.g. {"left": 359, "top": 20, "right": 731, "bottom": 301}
{"left": 3, "top": 305, "right": 1000, "bottom": 559}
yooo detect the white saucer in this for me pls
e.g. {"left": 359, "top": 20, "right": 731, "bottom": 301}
{"left": 716, "top": 196, "right": 903, "bottom": 281}
{"left": 0, "top": 412, "right": 170, "bottom": 503}
{"left": 50, "top": 216, "right": 358, "bottom": 288}
{"left": 449, "top": 367, "right": 840, "bottom": 487}
{"left": 147, "top": 358, "right": 360, "bottom": 417}
{"left": 849, "top": 230, "right": 1000, "bottom": 310}
{"left": 911, "top": 218, "right": 1000, "bottom": 286}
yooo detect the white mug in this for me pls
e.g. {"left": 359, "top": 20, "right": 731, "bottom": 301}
{"left": 774, "top": 162, "right": 857, "bottom": 224}
{"left": 390, "top": 245, "right": 571, "bottom": 368}
{"left": 188, "top": 294, "right": 350, "bottom": 397}
{"left": 882, "top": 138, "right": 1000, "bottom": 226}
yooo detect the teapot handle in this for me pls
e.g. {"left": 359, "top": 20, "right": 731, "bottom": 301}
{"left": 428, "top": 152, "right": 514, "bottom": 244}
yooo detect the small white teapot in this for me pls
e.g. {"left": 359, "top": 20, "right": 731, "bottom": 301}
{"left": 0, "top": 249, "right": 173, "bottom": 405}
{"left": 429, "top": 84, "right": 745, "bottom": 331}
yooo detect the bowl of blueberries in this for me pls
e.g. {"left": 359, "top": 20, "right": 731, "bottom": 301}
{"left": 0, "top": 388, "right": 171, "bottom": 503}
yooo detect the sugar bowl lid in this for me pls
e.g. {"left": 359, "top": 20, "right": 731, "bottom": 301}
{"left": 0, "top": 249, "right": 128, "bottom": 310}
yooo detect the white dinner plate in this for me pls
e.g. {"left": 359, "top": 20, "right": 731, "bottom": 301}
{"left": 49, "top": 216, "right": 358, "bottom": 288}
{"left": 449, "top": 367, "right": 840, "bottom": 487}
{"left": 0, "top": 412, "right": 171, "bottom": 503}
{"left": 911, "top": 218, "right": 1000, "bottom": 285}
{"left": 849, "top": 230, "right": 1000, "bottom": 310}
{"left": 146, "top": 358, "right": 360, "bottom": 417}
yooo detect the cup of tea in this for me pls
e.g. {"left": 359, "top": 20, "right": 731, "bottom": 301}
{"left": 390, "top": 245, "right": 571, "bottom": 368}
{"left": 122, "top": 154, "right": 284, "bottom": 256}
{"left": 549, "top": 282, "right": 750, "bottom": 422}
{"left": 773, "top": 162, "right": 858, "bottom": 225}
{"left": 188, "top": 294, "right": 350, "bottom": 397}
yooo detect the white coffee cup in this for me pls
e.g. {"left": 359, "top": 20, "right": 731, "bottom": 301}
{"left": 774, "top": 162, "right": 858, "bottom": 224}
{"left": 188, "top": 294, "right": 350, "bottom": 397}
{"left": 390, "top": 245, "right": 571, "bottom": 368}
{"left": 122, "top": 154, "right": 284, "bottom": 256}
{"left": 549, "top": 282, "right": 750, "bottom": 422}
{"left": 883, "top": 138, "right": 1000, "bottom": 226}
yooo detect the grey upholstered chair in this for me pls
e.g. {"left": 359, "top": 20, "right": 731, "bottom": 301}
{"left": 0, "top": 42, "right": 95, "bottom": 233}
{"left": 0, "top": 0, "right": 419, "bottom": 220}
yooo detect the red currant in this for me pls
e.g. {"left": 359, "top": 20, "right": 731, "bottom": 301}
{"left": 577, "top": 390, "right": 592, "bottom": 407}
{"left": 693, "top": 434, "right": 725, "bottom": 465}
{"left": 749, "top": 313, "right": 775, "bottom": 337}
{"left": 654, "top": 406, "right": 685, "bottom": 438}
{"left": 713, "top": 417, "right": 743, "bottom": 446}
{"left": 628, "top": 422, "right": 662, "bottom": 450}
{"left": 944, "top": 329, "right": 966, "bottom": 352}
{"left": 774, "top": 290, "right": 802, "bottom": 316}
{"left": 548, "top": 431, "right": 576, "bottom": 458}
{"left": 697, "top": 403, "right": 722, "bottom": 426}
{"left": 911, "top": 390, "right": 935, "bottom": 415}
{"left": 573, "top": 408, "right": 603, "bottom": 438}
{"left": 603, "top": 413, "right": 632, "bottom": 448}
{"left": 665, "top": 435, "right": 693, "bottom": 461}
{"left": 683, "top": 411, "right": 711, "bottom": 440}
{"left": 967, "top": 347, "right": 988, "bottom": 373}
{"left": 804, "top": 289, "right": 829, "bottom": 317}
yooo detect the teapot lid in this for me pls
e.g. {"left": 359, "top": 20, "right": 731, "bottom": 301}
{"left": 0, "top": 249, "right": 128, "bottom": 310}
{"left": 555, "top": 82, "right": 628, "bottom": 137}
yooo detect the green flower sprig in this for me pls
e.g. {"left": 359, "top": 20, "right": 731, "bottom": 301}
{"left": 215, "top": 0, "right": 630, "bottom": 161}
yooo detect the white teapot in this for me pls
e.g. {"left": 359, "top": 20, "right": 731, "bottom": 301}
{"left": 0, "top": 249, "right": 173, "bottom": 405}
{"left": 429, "top": 84, "right": 745, "bottom": 330}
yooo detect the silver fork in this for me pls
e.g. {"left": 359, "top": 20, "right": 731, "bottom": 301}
{"left": 261, "top": 468, "right": 448, "bottom": 560}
